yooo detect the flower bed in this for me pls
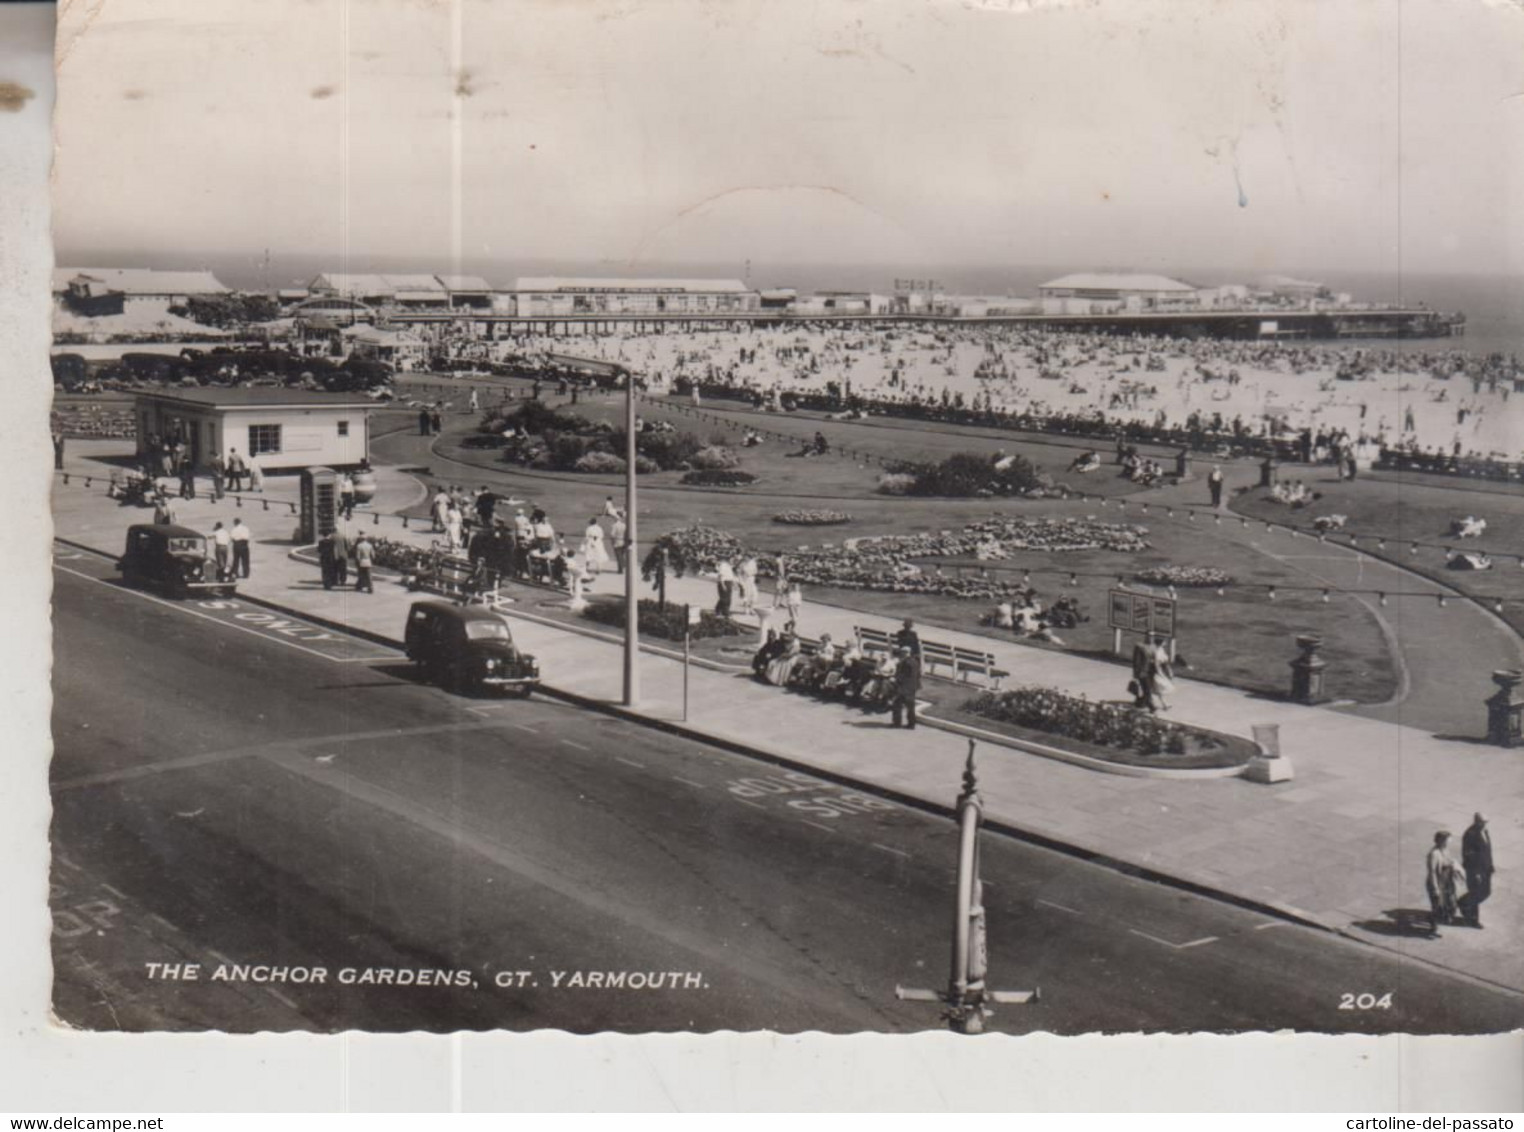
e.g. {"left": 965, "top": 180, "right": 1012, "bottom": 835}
{"left": 680, "top": 469, "right": 757, "bottom": 486}
{"left": 581, "top": 597, "right": 745, "bottom": 641}
{"left": 947, "top": 686, "right": 1253, "bottom": 770}
{"left": 773, "top": 509, "right": 853, "bottom": 526}
{"left": 641, "top": 525, "right": 748, "bottom": 580}
{"left": 1133, "top": 566, "right": 1234, "bottom": 587}
{"left": 966, "top": 687, "right": 1187, "bottom": 755}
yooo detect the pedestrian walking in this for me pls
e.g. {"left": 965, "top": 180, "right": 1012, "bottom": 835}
{"left": 248, "top": 455, "right": 264, "bottom": 492}
{"left": 178, "top": 453, "right": 197, "bottom": 500}
{"left": 1426, "top": 830, "right": 1463, "bottom": 938}
{"left": 1208, "top": 464, "right": 1224, "bottom": 508}
{"left": 227, "top": 448, "right": 247, "bottom": 493}
{"left": 785, "top": 580, "right": 803, "bottom": 626}
{"left": 716, "top": 558, "right": 737, "bottom": 617}
{"left": 332, "top": 528, "right": 351, "bottom": 587}
{"left": 153, "top": 494, "right": 175, "bottom": 526}
{"left": 353, "top": 533, "right": 374, "bottom": 593}
{"left": 230, "top": 517, "right": 251, "bottom": 579}
{"left": 210, "top": 454, "right": 226, "bottom": 501}
{"left": 445, "top": 503, "right": 464, "bottom": 550}
{"left": 52, "top": 430, "right": 65, "bottom": 471}
{"left": 1460, "top": 813, "right": 1494, "bottom": 928}
{"left": 211, "top": 521, "right": 232, "bottom": 581}
{"left": 430, "top": 409, "right": 443, "bottom": 435}
{"left": 610, "top": 511, "right": 627, "bottom": 574}
{"left": 890, "top": 646, "right": 921, "bottom": 729}
{"left": 469, "top": 387, "right": 480, "bottom": 413}
{"left": 580, "top": 517, "right": 609, "bottom": 581}
{"left": 737, "top": 555, "right": 758, "bottom": 613}
{"left": 318, "top": 529, "right": 338, "bottom": 590}
{"left": 339, "top": 472, "right": 355, "bottom": 519}
{"left": 419, "top": 408, "right": 431, "bottom": 436}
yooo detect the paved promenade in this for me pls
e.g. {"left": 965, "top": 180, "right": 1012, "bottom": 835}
{"left": 50, "top": 442, "right": 1524, "bottom": 995}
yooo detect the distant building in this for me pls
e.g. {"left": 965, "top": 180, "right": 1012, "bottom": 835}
{"left": 348, "top": 326, "right": 428, "bottom": 370}
{"left": 513, "top": 277, "right": 759, "bottom": 316}
{"left": 134, "top": 388, "right": 372, "bottom": 472}
{"left": 310, "top": 273, "right": 447, "bottom": 307}
{"left": 435, "top": 274, "right": 494, "bottom": 309}
{"left": 1038, "top": 272, "right": 1199, "bottom": 314}
{"left": 55, "top": 268, "right": 231, "bottom": 310}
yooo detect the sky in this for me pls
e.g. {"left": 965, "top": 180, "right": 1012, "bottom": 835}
{"left": 50, "top": 0, "right": 1524, "bottom": 286}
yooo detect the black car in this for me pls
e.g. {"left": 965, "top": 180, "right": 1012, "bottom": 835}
{"left": 403, "top": 600, "right": 539, "bottom": 695}
{"left": 118, "top": 523, "right": 237, "bottom": 598}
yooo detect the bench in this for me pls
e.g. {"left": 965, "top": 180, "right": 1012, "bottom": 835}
{"left": 852, "top": 626, "right": 1009, "bottom": 689}
{"left": 407, "top": 552, "right": 502, "bottom": 606}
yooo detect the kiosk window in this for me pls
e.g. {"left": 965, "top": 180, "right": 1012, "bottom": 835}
{"left": 337, "top": 420, "right": 349, "bottom": 437}
{"left": 248, "top": 424, "right": 282, "bottom": 455}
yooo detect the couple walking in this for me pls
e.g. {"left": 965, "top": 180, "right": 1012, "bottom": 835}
{"left": 1425, "top": 815, "right": 1494, "bottom": 937}
{"left": 1129, "top": 633, "right": 1174, "bottom": 712}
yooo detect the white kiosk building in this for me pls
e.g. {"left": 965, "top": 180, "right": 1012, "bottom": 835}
{"left": 134, "top": 389, "right": 372, "bottom": 472}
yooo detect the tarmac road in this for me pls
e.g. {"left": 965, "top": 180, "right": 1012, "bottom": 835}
{"left": 48, "top": 552, "right": 1524, "bottom": 1034}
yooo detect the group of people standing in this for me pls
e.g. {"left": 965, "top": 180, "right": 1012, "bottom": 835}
{"left": 317, "top": 526, "right": 376, "bottom": 594}
{"left": 714, "top": 556, "right": 802, "bottom": 621}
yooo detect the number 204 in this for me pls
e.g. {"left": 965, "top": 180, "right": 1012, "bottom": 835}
{"left": 1339, "top": 992, "right": 1394, "bottom": 1010}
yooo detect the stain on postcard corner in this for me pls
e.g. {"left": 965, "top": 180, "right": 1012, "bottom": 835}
{"left": 0, "top": 81, "right": 35, "bottom": 112}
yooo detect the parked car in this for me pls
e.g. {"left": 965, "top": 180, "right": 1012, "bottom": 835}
{"left": 403, "top": 600, "right": 539, "bottom": 696}
{"left": 117, "top": 523, "right": 237, "bottom": 598}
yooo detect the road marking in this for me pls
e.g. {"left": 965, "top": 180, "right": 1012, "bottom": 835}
{"left": 264, "top": 985, "right": 299, "bottom": 1011}
{"left": 1037, "top": 898, "right": 1082, "bottom": 916}
{"left": 54, "top": 854, "right": 83, "bottom": 872}
{"left": 464, "top": 706, "right": 498, "bottom": 718}
{"left": 872, "top": 842, "right": 911, "bottom": 859}
{"left": 672, "top": 776, "right": 707, "bottom": 790}
{"left": 1254, "top": 921, "right": 1287, "bottom": 931}
{"left": 614, "top": 757, "right": 645, "bottom": 769}
{"left": 1129, "top": 928, "right": 1219, "bottom": 950}
{"left": 511, "top": 723, "right": 539, "bottom": 734}
{"left": 53, "top": 562, "right": 393, "bottom": 663}
{"left": 148, "top": 913, "right": 177, "bottom": 933}
{"left": 99, "top": 882, "right": 127, "bottom": 900}
{"left": 559, "top": 739, "right": 590, "bottom": 751}
{"left": 800, "top": 819, "right": 837, "bottom": 835}
{"left": 208, "top": 949, "right": 236, "bottom": 966}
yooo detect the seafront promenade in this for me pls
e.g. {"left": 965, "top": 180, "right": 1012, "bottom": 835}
{"left": 50, "top": 440, "right": 1524, "bottom": 996}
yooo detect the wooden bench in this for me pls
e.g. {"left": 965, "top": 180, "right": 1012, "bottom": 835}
{"left": 853, "top": 625, "right": 1009, "bottom": 689}
{"left": 408, "top": 553, "right": 501, "bottom": 606}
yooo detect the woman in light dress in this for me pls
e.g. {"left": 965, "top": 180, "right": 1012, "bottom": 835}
{"left": 444, "top": 503, "right": 464, "bottom": 551}
{"left": 737, "top": 556, "right": 759, "bottom": 613}
{"left": 580, "top": 517, "right": 610, "bottom": 580}
{"left": 1425, "top": 831, "right": 1464, "bottom": 938}
{"left": 1149, "top": 635, "right": 1175, "bottom": 711}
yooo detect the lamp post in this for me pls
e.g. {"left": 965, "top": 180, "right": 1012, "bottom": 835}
{"left": 896, "top": 741, "right": 1038, "bottom": 1033}
{"left": 623, "top": 371, "right": 640, "bottom": 706}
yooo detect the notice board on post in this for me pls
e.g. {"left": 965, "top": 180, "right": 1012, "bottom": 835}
{"left": 1108, "top": 587, "right": 1177, "bottom": 646}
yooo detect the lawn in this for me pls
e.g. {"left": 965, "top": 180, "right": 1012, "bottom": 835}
{"left": 1231, "top": 473, "right": 1524, "bottom": 637}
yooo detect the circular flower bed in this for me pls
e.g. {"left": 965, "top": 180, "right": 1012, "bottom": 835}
{"left": 1133, "top": 566, "right": 1234, "bottom": 587}
{"left": 773, "top": 509, "right": 853, "bottom": 526}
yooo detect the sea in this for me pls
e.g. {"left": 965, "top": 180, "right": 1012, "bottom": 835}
{"left": 91, "top": 248, "right": 1524, "bottom": 359}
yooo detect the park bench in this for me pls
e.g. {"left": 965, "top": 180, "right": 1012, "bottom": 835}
{"left": 405, "top": 548, "right": 501, "bottom": 606}
{"left": 852, "top": 626, "right": 1009, "bottom": 689}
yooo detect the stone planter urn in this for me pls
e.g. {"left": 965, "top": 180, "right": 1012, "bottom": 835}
{"left": 1289, "top": 633, "right": 1328, "bottom": 705}
{"left": 1486, "top": 669, "right": 1524, "bottom": 748}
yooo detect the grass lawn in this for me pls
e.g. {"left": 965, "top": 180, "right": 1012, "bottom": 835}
{"left": 1231, "top": 474, "right": 1524, "bottom": 637}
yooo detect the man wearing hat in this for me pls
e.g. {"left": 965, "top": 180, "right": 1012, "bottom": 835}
{"left": 1460, "top": 813, "right": 1494, "bottom": 928}
{"left": 890, "top": 645, "right": 922, "bottom": 730}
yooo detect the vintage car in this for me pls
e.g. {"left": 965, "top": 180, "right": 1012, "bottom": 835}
{"left": 118, "top": 523, "right": 237, "bottom": 598}
{"left": 403, "top": 600, "right": 539, "bottom": 696}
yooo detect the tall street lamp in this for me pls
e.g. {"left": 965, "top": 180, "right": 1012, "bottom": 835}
{"left": 623, "top": 369, "right": 640, "bottom": 706}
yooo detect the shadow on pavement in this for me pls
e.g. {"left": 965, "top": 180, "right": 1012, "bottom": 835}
{"left": 1353, "top": 908, "right": 1440, "bottom": 938}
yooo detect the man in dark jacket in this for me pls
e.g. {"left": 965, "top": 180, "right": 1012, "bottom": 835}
{"left": 1460, "top": 813, "right": 1494, "bottom": 928}
{"left": 890, "top": 646, "right": 921, "bottom": 729}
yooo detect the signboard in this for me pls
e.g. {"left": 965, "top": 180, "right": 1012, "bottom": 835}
{"left": 893, "top": 278, "right": 944, "bottom": 294}
{"left": 1107, "top": 588, "right": 1176, "bottom": 639}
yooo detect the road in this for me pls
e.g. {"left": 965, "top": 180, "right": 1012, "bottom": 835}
{"left": 49, "top": 549, "right": 1524, "bottom": 1034}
